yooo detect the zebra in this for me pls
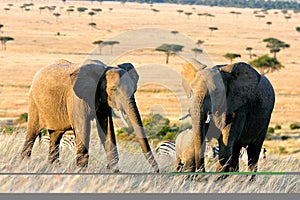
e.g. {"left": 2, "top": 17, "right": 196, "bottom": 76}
{"left": 155, "top": 141, "right": 176, "bottom": 157}
{"left": 155, "top": 140, "right": 219, "bottom": 158}
{"left": 40, "top": 132, "right": 76, "bottom": 151}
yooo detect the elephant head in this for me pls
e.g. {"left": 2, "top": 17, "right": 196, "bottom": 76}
{"left": 181, "top": 62, "right": 272, "bottom": 173}
{"left": 71, "top": 60, "right": 159, "bottom": 172}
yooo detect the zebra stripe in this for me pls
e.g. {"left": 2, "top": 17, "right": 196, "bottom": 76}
{"left": 155, "top": 141, "right": 176, "bottom": 157}
{"left": 156, "top": 141, "right": 219, "bottom": 158}
{"left": 40, "top": 133, "right": 76, "bottom": 151}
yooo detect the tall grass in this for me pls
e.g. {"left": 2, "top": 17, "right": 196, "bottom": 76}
{"left": 0, "top": 130, "right": 299, "bottom": 193}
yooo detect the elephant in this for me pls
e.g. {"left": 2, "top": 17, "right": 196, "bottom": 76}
{"left": 21, "top": 59, "right": 159, "bottom": 173}
{"left": 180, "top": 62, "right": 275, "bottom": 173}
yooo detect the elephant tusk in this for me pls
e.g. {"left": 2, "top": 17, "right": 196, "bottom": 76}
{"left": 179, "top": 113, "right": 190, "bottom": 120}
{"left": 205, "top": 114, "right": 212, "bottom": 124}
{"left": 119, "top": 110, "right": 129, "bottom": 127}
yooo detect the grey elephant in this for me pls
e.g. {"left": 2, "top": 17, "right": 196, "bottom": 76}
{"left": 181, "top": 62, "right": 275, "bottom": 173}
{"left": 21, "top": 59, "right": 159, "bottom": 172}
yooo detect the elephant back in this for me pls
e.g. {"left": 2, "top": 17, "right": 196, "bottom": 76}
{"left": 30, "top": 59, "right": 78, "bottom": 94}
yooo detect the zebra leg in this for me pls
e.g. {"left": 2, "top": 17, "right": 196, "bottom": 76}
{"left": 175, "top": 157, "right": 183, "bottom": 172}
{"left": 48, "top": 130, "right": 64, "bottom": 164}
{"left": 61, "top": 131, "right": 76, "bottom": 151}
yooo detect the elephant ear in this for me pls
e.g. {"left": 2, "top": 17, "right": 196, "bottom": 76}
{"left": 219, "top": 62, "right": 260, "bottom": 113}
{"left": 70, "top": 59, "right": 107, "bottom": 111}
{"left": 181, "top": 61, "right": 207, "bottom": 98}
{"left": 117, "top": 63, "right": 139, "bottom": 91}
{"left": 181, "top": 63, "right": 199, "bottom": 98}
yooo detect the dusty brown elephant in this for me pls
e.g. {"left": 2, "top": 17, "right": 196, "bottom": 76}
{"left": 21, "top": 59, "right": 159, "bottom": 172}
{"left": 180, "top": 62, "right": 275, "bottom": 174}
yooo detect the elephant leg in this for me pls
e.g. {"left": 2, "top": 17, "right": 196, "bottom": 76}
{"left": 246, "top": 143, "right": 262, "bottom": 182}
{"left": 96, "top": 106, "right": 119, "bottom": 172}
{"left": 229, "top": 144, "right": 242, "bottom": 172}
{"left": 217, "top": 111, "right": 247, "bottom": 172}
{"left": 183, "top": 158, "right": 196, "bottom": 172}
{"left": 216, "top": 134, "right": 231, "bottom": 172}
{"left": 48, "top": 130, "right": 64, "bottom": 164}
{"left": 21, "top": 106, "right": 41, "bottom": 160}
{"left": 21, "top": 127, "right": 40, "bottom": 160}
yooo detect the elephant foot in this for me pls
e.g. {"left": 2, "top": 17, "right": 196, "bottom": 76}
{"left": 215, "top": 174, "right": 229, "bottom": 182}
{"left": 249, "top": 175, "right": 256, "bottom": 182}
{"left": 106, "top": 163, "right": 120, "bottom": 173}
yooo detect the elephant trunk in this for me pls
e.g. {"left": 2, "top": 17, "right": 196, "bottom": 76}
{"left": 191, "top": 96, "right": 206, "bottom": 172}
{"left": 123, "top": 96, "right": 159, "bottom": 173}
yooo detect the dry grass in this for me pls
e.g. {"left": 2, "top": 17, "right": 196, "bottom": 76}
{"left": 0, "top": 130, "right": 299, "bottom": 193}
{"left": 0, "top": 0, "right": 299, "bottom": 123}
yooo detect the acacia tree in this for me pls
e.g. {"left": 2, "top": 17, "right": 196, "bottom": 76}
{"left": 224, "top": 53, "right": 241, "bottom": 63}
{"left": 171, "top": 30, "right": 179, "bottom": 36}
{"left": 284, "top": 15, "right": 291, "bottom": 22}
{"left": 155, "top": 44, "right": 184, "bottom": 64}
{"left": 39, "top": 6, "right": 46, "bottom": 14}
{"left": 102, "top": 41, "right": 120, "bottom": 54}
{"left": 192, "top": 48, "right": 203, "bottom": 58}
{"left": 77, "top": 7, "right": 88, "bottom": 16}
{"left": 296, "top": 27, "right": 300, "bottom": 33}
{"left": 246, "top": 47, "right": 253, "bottom": 59}
{"left": 4, "top": 8, "right": 10, "bottom": 14}
{"left": 197, "top": 13, "right": 204, "bottom": 20}
{"left": 263, "top": 38, "right": 290, "bottom": 58}
{"left": 0, "top": 36, "right": 14, "bottom": 50}
{"left": 208, "top": 27, "right": 218, "bottom": 36}
{"left": 250, "top": 54, "right": 284, "bottom": 75}
{"left": 93, "top": 40, "right": 103, "bottom": 54}
{"left": 66, "top": 8, "right": 74, "bottom": 15}
{"left": 88, "top": 11, "right": 96, "bottom": 21}
{"left": 152, "top": 8, "right": 159, "bottom": 13}
{"left": 266, "top": 21, "right": 272, "bottom": 30}
{"left": 88, "top": 22, "right": 97, "bottom": 31}
{"left": 176, "top": 9, "right": 184, "bottom": 15}
{"left": 184, "top": 12, "right": 192, "bottom": 19}
{"left": 92, "top": 8, "right": 102, "bottom": 13}
{"left": 0, "top": 24, "right": 3, "bottom": 33}
{"left": 53, "top": 13, "right": 61, "bottom": 22}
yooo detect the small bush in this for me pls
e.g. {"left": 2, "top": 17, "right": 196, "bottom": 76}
{"left": 267, "top": 127, "right": 275, "bottom": 133}
{"left": 1, "top": 126, "right": 16, "bottom": 135}
{"left": 289, "top": 123, "right": 300, "bottom": 130}
{"left": 265, "top": 131, "right": 272, "bottom": 140}
{"left": 15, "top": 112, "right": 28, "bottom": 123}
{"left": 278, "top": 146, "right": 288, "bottom": 154}
{"left": 274, "top": 124, "right": 281, "bottom": 130}
{"left": 162, "top": 132, "right": 177, "bottom": 141}
{"left": 281, "top": 135, "right": 290, "bottom": 140}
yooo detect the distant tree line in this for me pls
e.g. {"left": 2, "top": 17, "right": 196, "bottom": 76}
{"left": 120, "top": 0, "right": 300, "bottom": 10}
